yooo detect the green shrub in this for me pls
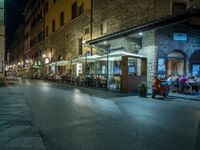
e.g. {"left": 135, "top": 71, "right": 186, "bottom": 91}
{"left": 138, "top": 82, "right": 147, "bottom": 92}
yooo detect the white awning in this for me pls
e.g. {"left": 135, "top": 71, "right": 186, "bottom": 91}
{"left": 97, "top": 51, "right": 145, "bottom": 61}
{"left": 49, "top": 60, "right": 71, "bottom": 66}
{"left": 72, "top": 55, "right": 100, "bottom": 63}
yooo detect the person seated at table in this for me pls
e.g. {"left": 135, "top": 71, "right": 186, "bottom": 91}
{"left": 55, "top": 73, "right": 61, "bottom": 80}
{"left": 48, "top": 71, "right": 54, "bottom": 79}
{"left": 171, "top": 74, "right": 179, "bottom": 92}
{"left": 192, "top": 75, "right": 200, "bottom": 93}
{"left": 186, "top": 76, "right": 195, "bottom": 94}
{"left": 179, "top": 75, "right": 188, "bottom": 94}
{"left": 167, "top": 74, "right": 174, "bottom": 91}
{"left": 194, "top": 75, "right": 200, "bottom": 83}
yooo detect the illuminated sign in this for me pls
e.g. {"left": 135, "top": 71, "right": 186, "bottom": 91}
{"left": 173, "top": 33, "right": 187, "bottom": 41}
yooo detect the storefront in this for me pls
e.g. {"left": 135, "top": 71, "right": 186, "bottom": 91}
{"left": 87, "top": 8, "right": 200, "bottom": 89}
{"left": 158, "top": 51, "right": 186, "bottom": 77}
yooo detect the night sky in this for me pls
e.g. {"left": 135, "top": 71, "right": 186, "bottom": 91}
{"left": 6, "top": 0, "right": 25, "bottom": 45}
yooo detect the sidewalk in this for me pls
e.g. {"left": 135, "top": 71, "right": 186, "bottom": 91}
{"left": 147, "top": 89, "right": 200, "bottom": 101}
{"left": 0, "top": 86, "right": 46, "bottom": 150}
{"left": 168, "top": 92, "right": 200, "bottom": 101}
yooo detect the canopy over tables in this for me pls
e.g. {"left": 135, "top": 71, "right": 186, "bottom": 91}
{"left": 32, "top": 65, "right": 42, "bottom": 69}
{"left": 97, "top": 51, "right": 145, "bottom": 61}
{"left": 72, "top": 55, "right": 100, "bottom": 63}
{"left": 48, "top": 60, "right": 71, "bottom": 66}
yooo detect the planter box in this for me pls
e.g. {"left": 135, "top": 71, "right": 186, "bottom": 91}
{"left": 139, "top": 90, "right": 147, "bottom": 97}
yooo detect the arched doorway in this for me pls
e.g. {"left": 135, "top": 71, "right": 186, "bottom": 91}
{"left": 167, "top": 51, "right": 185, "bottom": 75}
{"left": 189, "top": 50, "right": 200, "bottom": 76}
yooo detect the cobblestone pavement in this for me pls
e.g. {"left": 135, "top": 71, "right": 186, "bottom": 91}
{"left": 0, "top": 86, "right": 46, "bottom": 150}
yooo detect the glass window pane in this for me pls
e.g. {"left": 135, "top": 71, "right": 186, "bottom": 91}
{"left": 0, "top": 9, "right": 4, "bottom": 25}
{"left": 0, "top": 0, "right": 4, "bottom": 9}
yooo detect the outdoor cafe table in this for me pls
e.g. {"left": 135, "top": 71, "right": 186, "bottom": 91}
{"left": 189, "top": 82, "right": 200, "bottom": 92}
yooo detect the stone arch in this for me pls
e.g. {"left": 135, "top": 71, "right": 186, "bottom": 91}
{"left": 58, "top": 55, "right": 64, "bottom": 61}
{"left": 167, "top": 50, "right": 187, "bottom": 59}
{"left": 189, "top": 50, "right": 200, "bottom": 64}
{"left": 166, "top": 50, "right": 186, "bottom": 75}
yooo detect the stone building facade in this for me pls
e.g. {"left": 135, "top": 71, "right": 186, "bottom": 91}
{"left": 91, "top": 0, "right": 198, "bottom": 39}
{"left": 21, "top": 0, "right": 92, "bottom": 75}
{"left": 88, "top": 0, "right": 200, "bottom": 87}
{"left": 0, "top": 0, "right": 5, "bottom": 81}
{"left": 23, "top": 0, "right": 45, "bottom": 69}
{"left": 8, "top": 0, "right": 200, "bottom": 88}
{"left": 10, "top": 25, "right": 25, "bottom": 65}
{"left": 155, "top": 23, "right": 200, "bottom": 76}
{"left": 45, "top": 12, "right": 91, "bottom": 60}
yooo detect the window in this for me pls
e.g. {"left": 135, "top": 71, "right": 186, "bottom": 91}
{"left": 71, "top": 2, "right": 84, "bottom": 20}
{"left": 60, "top": 11, "right": 64, "bottom": 27}
{"left": 43, "top": 30, "right": 45, "bottom": 39}
{"left": 46, "top": 26, "right": 48, "bottom": 36}
{"left": 78, "top": 38, "right": 83, "bottom": 55}
{"left": 53, "top": 0, "right": 56, "bottom": 4}
{"left": 79, "top": 3, "right": 84, "bottom": 15}
{"left": 0, "top": 9, "right": 4, "bottom": 25}
{"left": 38, "top": 31, "right": 43, "bottom": 42}
{"left": 38, "top": 1, "right": 40, "bottom": 8}
{"left": 45, "top": 1, "right": 49, "bottom": 13}
{"left": 172, "top": 2, "right": 187, "bottom": 15}
{"left": 0, "top": 0, "right": 4, "bottom": 8}
{"left": 192, "top": 64, "right": 200, "bottom": 76}
{"left": 84, "top": 27, "right": 90, "bottom": 35}
{"left": 72, "top": 2, "right": 77, "bottom": 19}
{"left": 52, "top": 19, "right": 55, "bottom": 32}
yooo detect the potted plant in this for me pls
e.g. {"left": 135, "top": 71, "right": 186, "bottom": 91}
{"left": 138, "top": 82, "right": 147, "bottom": 97}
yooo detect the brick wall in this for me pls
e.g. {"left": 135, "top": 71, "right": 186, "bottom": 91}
{"left": 155, "top": 23, "right": 200, "bottom": 74}
{"left": 92, "top": 0, "right": 172, "bottom": 39}
{"left": 138, "top": 30, "right": 157, "bottom": 86}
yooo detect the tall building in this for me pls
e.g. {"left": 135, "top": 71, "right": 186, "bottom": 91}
{"left": 0, "top": 0, "right": 5, "bottom": 82}
{"left": 23, "top": 0, "right": 91, "bottom": 76}
{"left": 9, "top": 25, "right": 24, "bottom": 75}
{"left": 44, "top": 0, "right": 91, "bottom": 74}
{"left": 24, "top": 0, "right": 45, "bottom": 70}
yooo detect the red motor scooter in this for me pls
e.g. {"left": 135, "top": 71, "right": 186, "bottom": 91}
{"left": 152, "top": 80, "right": 169, "bottom": 98}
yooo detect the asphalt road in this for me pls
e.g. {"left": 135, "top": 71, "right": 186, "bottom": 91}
{"left": 5, "top": 79, "right": 200, "bottom": 150}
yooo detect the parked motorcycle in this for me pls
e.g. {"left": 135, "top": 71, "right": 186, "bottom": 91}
{"left": 152, "top": 80, "right": 169, "bottom": 98}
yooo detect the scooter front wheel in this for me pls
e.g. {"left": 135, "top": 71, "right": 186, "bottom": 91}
{"left": 163, "top": 93, "right": 168, "bottom": 98}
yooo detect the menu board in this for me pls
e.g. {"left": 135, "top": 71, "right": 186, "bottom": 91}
{"left": 158, "top": 58, "right": 166, "bottom": 77}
